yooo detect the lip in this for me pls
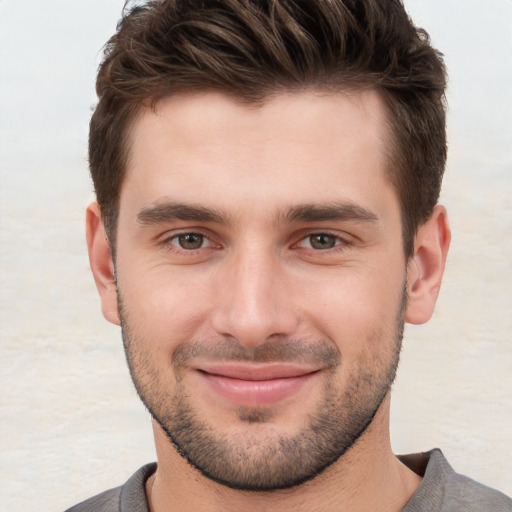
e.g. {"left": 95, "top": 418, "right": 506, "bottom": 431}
{"left": 195, "top": 364, "right": 319, "bottom": 407}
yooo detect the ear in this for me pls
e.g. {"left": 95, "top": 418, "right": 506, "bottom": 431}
{"left": 86, "top": 202, "right": 120, "bottom": 325}
{"left": 405, "top": 205, "right": 451, "bottom": 325}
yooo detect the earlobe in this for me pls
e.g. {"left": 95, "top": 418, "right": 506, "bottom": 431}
{"left": 86, "top": 202, "right": 121, "bottom": 325}
{"left": 405, "top": 205, "right": 451, "bottom": 325}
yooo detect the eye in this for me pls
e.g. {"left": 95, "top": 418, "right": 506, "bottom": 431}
{"left": 308, "top": 234, "right": 337, "bottom": 250}
{"left": 299, "top": 233, "right": 341, "bottom": 250}
{"left": 171, "top": 232, "right": 209, "bottom": 250}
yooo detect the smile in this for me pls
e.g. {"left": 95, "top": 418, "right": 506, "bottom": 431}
{"left": 195, "top": 364, "right": 320, "bottom": 407}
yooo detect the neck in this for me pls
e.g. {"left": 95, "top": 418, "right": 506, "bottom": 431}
{"left": 146, "top": 395, "right": 421, "bottom": 512}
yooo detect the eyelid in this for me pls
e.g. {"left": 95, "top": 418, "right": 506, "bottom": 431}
{"left": 293, "top": 230, "right": 353, "bottom": 250}
{"left": 159, "top": 229, "right": 219, "bottom": 251}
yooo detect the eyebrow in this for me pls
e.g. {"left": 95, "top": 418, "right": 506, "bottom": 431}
{"left": 136, "top": 200, "right": 379, "bottom": 227}
{"left": 137, "top": 201, "right": 228, "bottom": 225}
{"left": 283, "top": 202, "right": 379, "bottom": 224}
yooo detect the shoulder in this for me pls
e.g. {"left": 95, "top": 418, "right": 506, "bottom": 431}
{"left": 63, "top": 486, "right": 122, "bottom": 512}
{"left": 401, "top": 449, "right": 512, "bottom": 512}
{"left": 63, "top": 463, "right": 157, "bottom": 512}
{"left": 444, "top": 472, "right": 512, "bottom": 511}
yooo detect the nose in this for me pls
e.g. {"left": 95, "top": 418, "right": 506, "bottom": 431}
{"left": 210, "top": 247, "right": 299, "bottom": 348}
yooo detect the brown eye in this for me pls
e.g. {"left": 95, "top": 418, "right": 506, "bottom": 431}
{"left": 309, "top": 234, "right": 337, "bottom": 250}
{"left": 177, "top": 233, "right": 204, "bottom": 250}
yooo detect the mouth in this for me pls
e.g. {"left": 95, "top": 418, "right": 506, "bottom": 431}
{"left": 195, "top": 363, "right": 320, "bottom": 407}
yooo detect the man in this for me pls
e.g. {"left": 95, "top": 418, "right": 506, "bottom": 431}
{"left": 67, "top": 0, "right": 511, "bottom": 510}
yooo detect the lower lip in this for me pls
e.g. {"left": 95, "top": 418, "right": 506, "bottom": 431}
{"left": 198, "top": 371, "right": 316, "bottom": 407}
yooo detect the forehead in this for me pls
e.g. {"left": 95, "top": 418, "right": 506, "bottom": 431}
{"left": 121, "top": 90, "right": 395, "bottom": 219}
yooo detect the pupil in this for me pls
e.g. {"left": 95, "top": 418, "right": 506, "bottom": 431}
{"left": 179, "top": 233, "right": 203, "bottom": 249}
{"left": 311, "top": 234, "right": 335, "bottom": 249}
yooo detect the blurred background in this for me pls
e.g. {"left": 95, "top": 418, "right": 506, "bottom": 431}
{"left": 1, "top": 1, "right": 511, "bottom": 510}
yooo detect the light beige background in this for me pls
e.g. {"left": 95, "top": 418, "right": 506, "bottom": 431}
{"left": 1, "top": 1, "right": 511, "bottom": 510}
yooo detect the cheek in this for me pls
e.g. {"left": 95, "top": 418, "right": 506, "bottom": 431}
{"left": 296, "top": 264, "right": 405, "bottom": 353}
{"left": 117, "top": 264, "right": 213, "bottom": 351}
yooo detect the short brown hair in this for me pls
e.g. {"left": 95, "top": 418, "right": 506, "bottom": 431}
{"left": 90, "top": 0, "right": 447, "bottom": 258}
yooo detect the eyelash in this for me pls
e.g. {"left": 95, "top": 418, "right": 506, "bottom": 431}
{"left": 160, "top": 231, "right": 215, "bottom": 253}
{"left": 159, "top": 230, "right": 351, "bottom": 255}
{"left": 295, "top": 232, "right": 350, "bottom": 252}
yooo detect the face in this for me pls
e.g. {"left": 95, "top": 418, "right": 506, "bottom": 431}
{"left": 113, "top": 91, "right": 408, "bottom": 490}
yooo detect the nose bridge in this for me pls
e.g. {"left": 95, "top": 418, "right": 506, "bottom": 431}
{"left": 211, "top": 241, "right": 298, "bottom": 346}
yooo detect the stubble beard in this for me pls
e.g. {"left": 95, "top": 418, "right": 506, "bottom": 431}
{"left": 118, "top": 289, "right": 406, "bottom": 492}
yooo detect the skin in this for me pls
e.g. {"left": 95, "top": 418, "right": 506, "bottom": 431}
{"left": 87, "top": 90, "right": 450, "bottom": 511}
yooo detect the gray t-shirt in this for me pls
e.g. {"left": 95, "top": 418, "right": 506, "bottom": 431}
{"left": 64, "top": 449, "right": 511, "bottom": 511}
